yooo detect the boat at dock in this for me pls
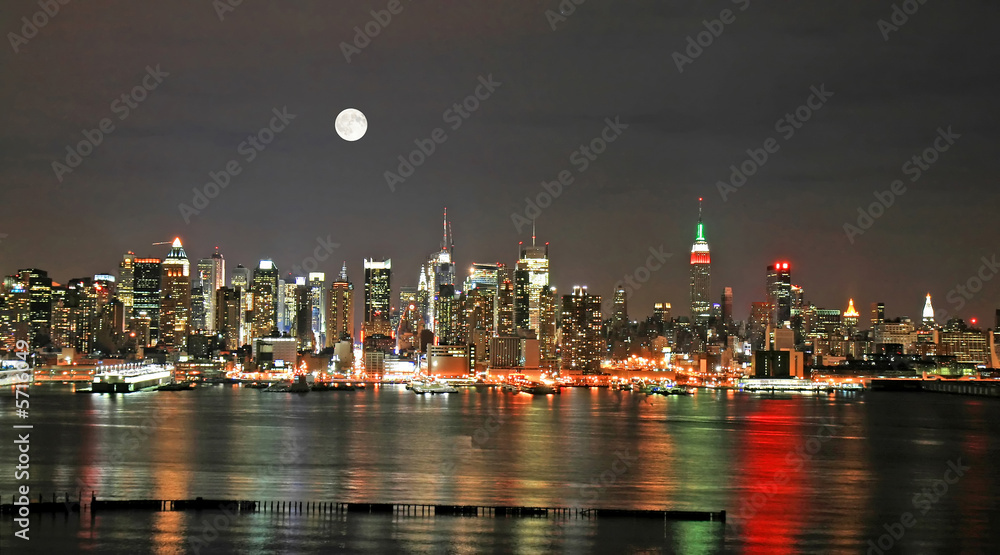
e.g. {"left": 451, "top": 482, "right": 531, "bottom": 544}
{"left": 311, "top": 381, "right": 357, "bottom": 391}
{"left": 520, "top": 382, "right": 560, "bottom": 395}
{"left": 264, "top": 376, "right": 311, "bottom": 393}
{"left": 410, "top": 378, "right": 458, "bottom": 394}
{"left": 90, "top": 364, "right": 172, "bottom": 393}
{"left": 156, "top": 381, "right": 196, "bottom": 391}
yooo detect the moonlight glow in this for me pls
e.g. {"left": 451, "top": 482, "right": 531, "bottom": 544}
{"left": 335, "top": 108, "right": 368, "bottom": 141}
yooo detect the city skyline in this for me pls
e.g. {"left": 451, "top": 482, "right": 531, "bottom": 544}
{"left": 0, "top": 210, "right": 986, "bottom": 329}
{"left": 2, "top": 3, "right": 996, "bottom": 327}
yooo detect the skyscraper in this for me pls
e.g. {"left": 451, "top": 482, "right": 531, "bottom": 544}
{"left": 251, "top": 260, "right": 279, "bottom": 339}
{"left": 364, "top": 258, "right": 392, "bottom": 338}
{"left": 276, "top": 276, "right": 295, "bottom": 335}
{"left": 766, "top": 262, "right": 792, "bottom": 326}
{"left": 513, "top": 227, "right": 550, "bottom": 334}
{"left": 653, "top": 302, "right": 671, "bottom": 322}
{"left": 539, "top": 285, "right": 558, "bottom": 365}
{"left": 721, "top": 287, "right": 733, "bottom": 325}
{"left": 748, "top": 301, "right": 772, "bottom": 350}
{"left": 17, "top": 269, "right": 53, "bottom": 347}
{"left": 496, "top": 266, "right": 515, "bottom": 337}
{"left": 308, "top": 272, "right": 326, "bottom": 350}
{"left": 159, "top": 238, "right": 191, "bottom": 350}
{"left": 194, "top": 248, "right": 224, "bottom": 332}
{"left": 215, "top": 286, "right": 240, "bottom": 350}
{"left": 133, "top": 258, "right": 163, "bottom": 345}
{"left": 871, "top": 302, "right": 886, "bottom": 327}
{"left": 230, "top": 264, "right": 251, "bottom": 345}
{"left": 328, "top": 262, "right": 355, "bottom": 345}
{"left": 423, "top": 209, "right": 455, "bottom": 332}
{"left": 294, "top": 277, "right": 312, "bottom": 350}
{"left": 689, "top": 199, "right": 711, "bottom": 324}
{"left": 843, "top": 299, "right": 860, "bottom": 332}
{"left": 560, "top": 286, "right": 603, "bottom": 372}
{"left": 922, "top": 294, "right": 936, "bottom": 329}
{"left": 118, "top": 252, "right": 135, "bottom": 315}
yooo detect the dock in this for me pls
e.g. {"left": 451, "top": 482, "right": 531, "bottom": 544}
{"left": 1, "top": 494, "right": 725, "bottom": 522}
{"left": 869, "top": 378, "right": 1000, "bottom": 397}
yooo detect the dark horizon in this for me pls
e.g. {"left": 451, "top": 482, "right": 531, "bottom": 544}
{"left": 2, "top": 1, "right": 997, "bottom": 323}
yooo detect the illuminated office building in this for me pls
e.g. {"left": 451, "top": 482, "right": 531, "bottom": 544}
{"left": 251, "top": 260, "right": 279, "bottom": 339}
{"left": 159, "top": 238, "right": 191, "bottom": 350}
{"left": 766, "top": 261, "right": 792, "bottom": 326}
{"left": 689, "top": 199, "right": 712, "bottom": 324}
{"left": 328, "top": 262, "right": 355, "bottom": 345}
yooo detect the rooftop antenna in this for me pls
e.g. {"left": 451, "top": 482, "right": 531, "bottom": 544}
{"left": 442, "top": 207, "right": 448, "bottom": 252}
{"left": 532, "top": 219, "right": 536, "bottom": 247}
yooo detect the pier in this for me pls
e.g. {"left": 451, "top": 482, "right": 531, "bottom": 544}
{"left": 869, "top": 378, "right": 1000, "bottom": 397}
{"left": 1, "top": 494, "right": 725, "bottom": 522}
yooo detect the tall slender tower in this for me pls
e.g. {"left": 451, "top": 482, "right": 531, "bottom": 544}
{"left": 118, "top": 252, "right": 135, "bottom": 315}
{"left": 230, "top": 264, "right": 251, "bottom": 346}
{"left": 251, "top": 260, "right": 279, "bottom": 339}
{"left": 328, "top": 262, "right": 355, "bottom": 346}
{"left": 922, "top": 294, "right": 936, "bottom": 329}
{"left": 514, "top": 221, "right": 550, "bottom": 333}
{"left": 766, "top": 262, "right": 792, "bottom": 326}
{"left": 363, "top": 258, "right": 392, "bottom": 338}
{"left": 424, "top": 208, "right": 455, "bottom": 333}
{"left": 160, "top": 238, "right": 191, "bottom": 349}
{"left": 689, "top": 198, "right": 712, "bottom": 324}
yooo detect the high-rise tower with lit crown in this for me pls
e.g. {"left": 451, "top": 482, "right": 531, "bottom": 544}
{"left": 514, "top": 221, "right": 550, "bottom": 333}
{"left": 766, "top": 262, "right": 792, "bottom": 326}
{"left": 327, "top": 262, "right": 355, "bottom": 346}
{"left": 922, "top": 293, "right": 936, "bottom": 329}
{"left": 689, "top": 198, "right": 712, "bottom": 324}
{"left": 160, "top": 238, "right": 191, "bottom": 349}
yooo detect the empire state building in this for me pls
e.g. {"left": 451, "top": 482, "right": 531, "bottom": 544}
{"left": 690, "top": 199, "right": 712, "bottom": 324}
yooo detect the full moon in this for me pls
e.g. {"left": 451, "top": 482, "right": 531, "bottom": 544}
{"left": 335, "top": 108, "right": 368, "bottom": 141}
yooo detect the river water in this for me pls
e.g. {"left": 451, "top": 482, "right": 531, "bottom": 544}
{"left": 0, "top": 384, "right": 997, "bottom": 553}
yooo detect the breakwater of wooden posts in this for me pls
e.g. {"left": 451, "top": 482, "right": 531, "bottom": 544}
{"left": 869, "top": 378, "right": 1000, "bottom": 397}
{"left": 1, "top": 494, "right": 724, "bottom": 522}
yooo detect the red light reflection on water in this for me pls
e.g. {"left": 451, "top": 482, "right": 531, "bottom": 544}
{"left": 734, "top": 401, "right": 809, "bottom": 554}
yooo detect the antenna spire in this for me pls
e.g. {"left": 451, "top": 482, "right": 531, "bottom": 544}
{"left": 442, "top": 207, "right": 448, "bottom": 251}
{"left": 532, "top": 219, "right": 536, "bottom": 246}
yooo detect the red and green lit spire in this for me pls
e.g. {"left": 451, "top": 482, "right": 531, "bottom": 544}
{"left": 690, "top": 197, "right": 710, "bottom": 265}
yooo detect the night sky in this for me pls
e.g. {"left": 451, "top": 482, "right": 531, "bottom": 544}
{"left": 2, "top": 0, "right": 997, "bottom": 323}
